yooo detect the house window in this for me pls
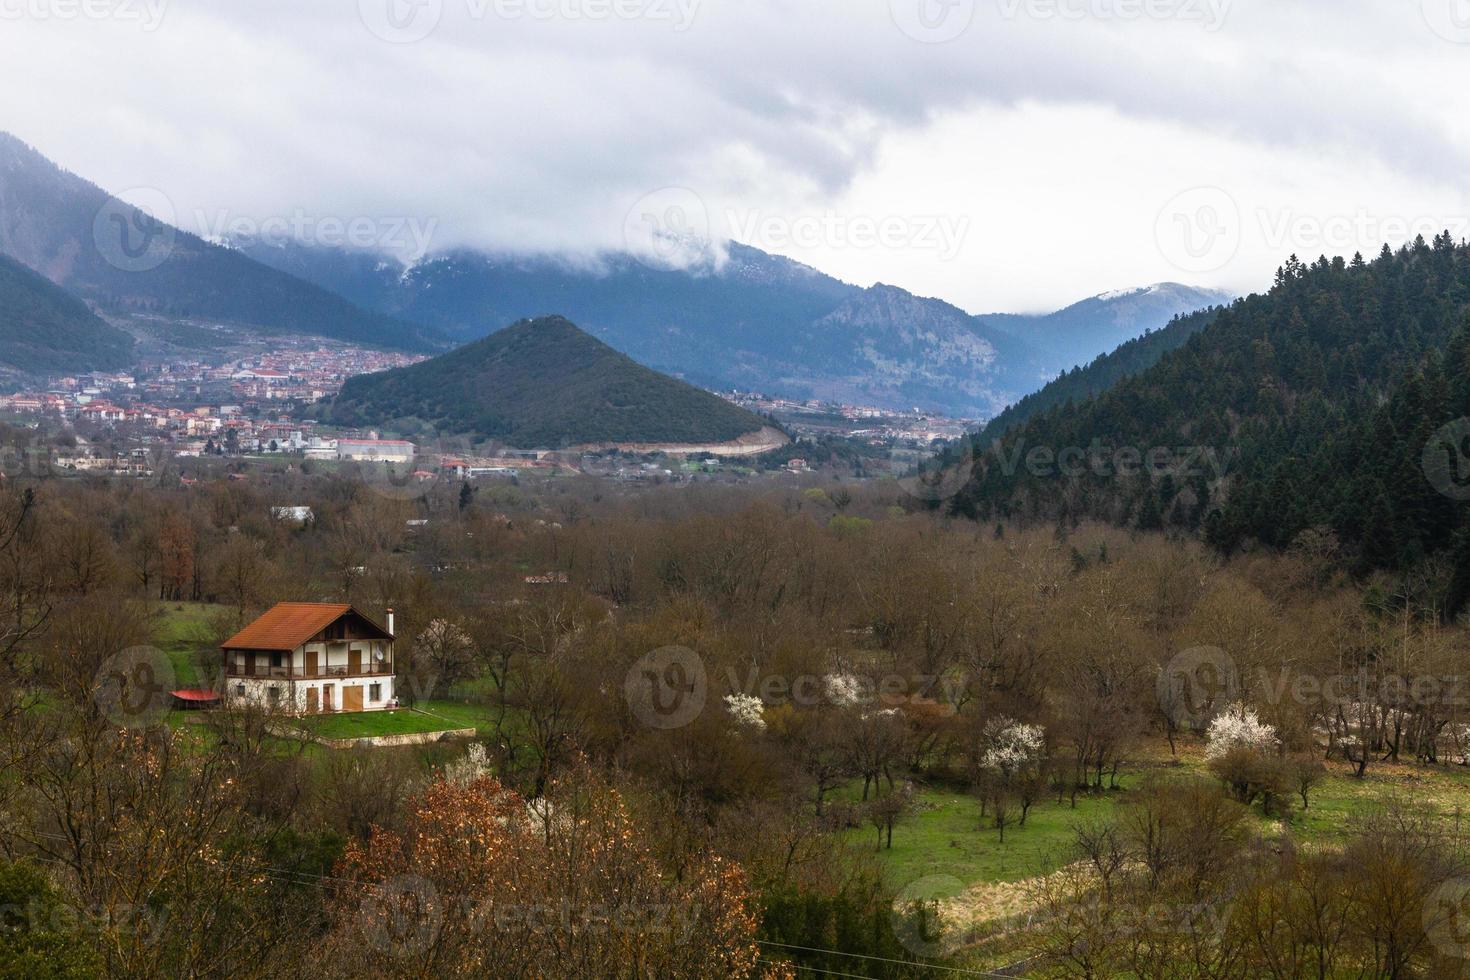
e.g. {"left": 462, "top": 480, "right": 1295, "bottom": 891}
{"left": 234, "top": 683, "right": 245, "bottom": 697}
{"left": 369, "top": 684, "right": 382, "bottom": 702}
{"left": 270, "top": 652, "right": 283, "bottom": 669}
{"left": 267, "top": 687, "right": 280, "bottom": 705}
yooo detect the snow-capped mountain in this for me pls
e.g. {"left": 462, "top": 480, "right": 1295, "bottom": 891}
{"left": 980, "top": 282, "right": 1235, "bottom": 371}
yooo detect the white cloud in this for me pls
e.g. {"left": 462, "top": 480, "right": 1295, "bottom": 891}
{"left": 1, "top": 0, "right": 1466, "bottom": 310}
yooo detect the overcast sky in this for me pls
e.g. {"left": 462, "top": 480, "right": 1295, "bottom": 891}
{"left": 3, "top": 0, "right": 1469, "bottom": 312}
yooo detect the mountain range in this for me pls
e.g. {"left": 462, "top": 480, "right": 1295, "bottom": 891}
{"left": 0, "top": 131, "right": 1229, "bottom": 419}
{"left": 974, "top": 282, "right": 1235, "bottom": 367}
{"left": 235, "top": 236, "right": 1230, "bottom": 417}
{"left": 326, "top": 315, "right": 774, "bottom": 449}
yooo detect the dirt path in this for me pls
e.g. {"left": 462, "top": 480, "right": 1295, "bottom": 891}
{"left": 569, "top": 425, "right": 790, "bottom": 458}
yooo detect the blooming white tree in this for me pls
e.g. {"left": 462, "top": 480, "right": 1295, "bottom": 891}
{"left": 1204, "top": 703, "right": 1278, "bottom": 761}
{"left": 724, "top": 693, "right": 766, "bottom": 731}
{"left": 978, "top": 717, "right": 1047, "bottom": 780}
{"left": 418, "top": 618, "right": 473, "bottom": 648}
{"left": 445, "top": 742, "right": 493, "bottom": 785}
{"left": 823, "top": 672, "right": 868, "bottom": 708}
{"left": 976, "top": 717, "right": 1048, "bottom": 828}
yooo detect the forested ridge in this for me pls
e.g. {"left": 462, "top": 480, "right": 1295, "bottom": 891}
{"left": 327, "top": 315, "right": 770, "bottom": 447}
{"left": 958, "top": 234, "right": 1470, "bottom": 610}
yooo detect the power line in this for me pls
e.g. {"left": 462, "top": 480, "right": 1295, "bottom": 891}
{"left": 757, "top": 940, "right": 1017, "bottom": 979}
{"left": 756, "top": 957, "right": 877, "bottom": 980}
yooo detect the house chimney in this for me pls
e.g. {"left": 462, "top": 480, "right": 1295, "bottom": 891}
{"left": 386, "top": 607, "right": 395, "bottom": 635}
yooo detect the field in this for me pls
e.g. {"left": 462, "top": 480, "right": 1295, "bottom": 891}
{"left": 844, "top": 783, "right": 1124, "bottom": 885}
{"left": 837, "top": 739, "right": 1470, "bottom": 963}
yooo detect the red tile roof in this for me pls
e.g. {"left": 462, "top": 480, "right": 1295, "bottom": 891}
{"left": 220, "top": 602, "right": 390, "bottom": 651}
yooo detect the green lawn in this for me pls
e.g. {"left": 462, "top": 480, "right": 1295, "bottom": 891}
{"left": 842, "top": 784, "right": 1126, "bottom": 889}
{"left": 152, "top": 601, "right": 232, "bottom": 687}
{"left": 412, "top": 698, "right": 520, "bottom": 736}
{"left": 413, "top": 700, "right": 493, "bottom": 732}
{"left": 294, "top": 708, "right": 471, "bottom": 739}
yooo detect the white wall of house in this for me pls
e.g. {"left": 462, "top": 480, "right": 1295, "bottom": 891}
{"left": 228, "top": 675, "right": 395, "bottom": 712}
{"left": 225, "top": 637, "right": 395, "bottom": 713}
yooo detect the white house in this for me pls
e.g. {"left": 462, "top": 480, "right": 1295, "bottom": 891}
{"left": 232, "top": 368, "right": 291, "bottom": 383}
{"left": 221, "top": 603, "right": 396, "bottom": 713}
{"left": 337, "top": 438, "right": 415, "bottom": 463}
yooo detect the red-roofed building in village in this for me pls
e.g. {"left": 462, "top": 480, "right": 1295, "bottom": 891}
{"left": 221, "top": 602, "right": 396, "bottom": 713}
{"left": 79, "top": 402, "right": 126, "bottom": 423}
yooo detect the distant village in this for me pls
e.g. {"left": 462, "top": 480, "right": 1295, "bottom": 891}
{"left": 0, "top": 342, "right": 427, "bottom": 475}
{"left": 0, "top": 340, "right": 975, "bottom": 483}
{"left": 719, "top": 389, "right": 976, "bottom": 445}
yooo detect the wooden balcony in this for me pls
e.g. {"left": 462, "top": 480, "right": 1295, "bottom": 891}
{"left": 224, "top": 661, "right": 393, "bottom": 679}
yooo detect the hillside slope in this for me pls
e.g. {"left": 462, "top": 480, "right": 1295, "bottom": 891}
{"left": 326, "top": 315, "right": 772, "bottom": 448}
{"left": 0, "top": 251, "right": 133, "bottom": 373}
{"left": 976, "top": 306, "right": 1224, "bottom": 443}
{"left": 956, "top": 237, "right": 1470, "bottom": 596}
{"left": 0, "top": 133, "right": 439, "bottom": 351}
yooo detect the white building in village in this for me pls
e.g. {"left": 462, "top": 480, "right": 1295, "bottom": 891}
{"left": 337, "top": 438, "right": 415, "bottom": 463}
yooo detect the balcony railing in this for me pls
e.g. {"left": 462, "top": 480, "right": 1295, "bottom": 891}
{"left": 225, "top": 661, "right": 393, "bottom": 679}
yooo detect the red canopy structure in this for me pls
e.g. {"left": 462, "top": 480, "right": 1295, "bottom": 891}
{"left": 170, "top": 689, "right": 221, "bottom": 708}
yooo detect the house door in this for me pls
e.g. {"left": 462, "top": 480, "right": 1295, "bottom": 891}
{"left": 343, "top": 686, "right": 364, "bottom": 712}
{"left": 306, "top": 688, "right": 319, "bottom": 714}
{"left": 306, "top": 650, "right": 319, "bottom": 677}
{"left": 348, "top": 648, "right": 362, "bottom": 675}
{"left": 323, "top": 684, "right": 336, "bottom": 712}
